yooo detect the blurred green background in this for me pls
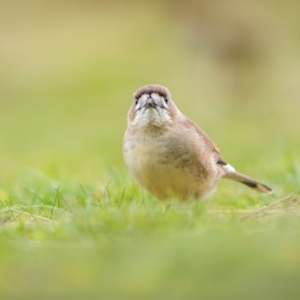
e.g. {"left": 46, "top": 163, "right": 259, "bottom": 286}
{"left": 1, "top": 0, "right": 300, "bottom": 299}
{"left": 1, "top": 0, "right": 299, "bottom": 179}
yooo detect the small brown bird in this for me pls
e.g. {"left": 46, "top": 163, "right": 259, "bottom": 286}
{"left": 123, "top": 84, "right": 272, "bottom": 201}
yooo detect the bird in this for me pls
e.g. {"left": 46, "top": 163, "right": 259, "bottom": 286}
{"left": 123, "top": 84, "right": 272, "bottom": 201}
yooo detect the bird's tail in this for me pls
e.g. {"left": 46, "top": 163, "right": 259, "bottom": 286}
{"left": 222, "top": 166, "right": 273, "bottom": 194}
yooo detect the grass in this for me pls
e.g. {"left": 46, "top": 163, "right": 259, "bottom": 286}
{"left": 1, "top": 1, "right": 300, "bottom": 299}
{"left": 0, "top": 164, "right": 300, "bottom": 299}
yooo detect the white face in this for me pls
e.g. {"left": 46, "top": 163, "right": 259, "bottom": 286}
{"left": 132, "top": 92, "right": 170, "bottom": 127}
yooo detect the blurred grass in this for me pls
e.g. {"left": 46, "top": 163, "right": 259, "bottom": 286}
{"left": 0, "top": 0, "right": 300, "bottom": 299}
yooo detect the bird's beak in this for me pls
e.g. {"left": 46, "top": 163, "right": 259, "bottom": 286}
{"left": 145, "top": 97, "right": 157, "bottom": 109}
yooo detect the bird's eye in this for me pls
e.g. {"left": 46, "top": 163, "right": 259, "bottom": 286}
{"left": 135, "top": 99, "right": 138, "bottom": 105}
{"left": 165, "top": 96, "right": 168, "bottom": 103}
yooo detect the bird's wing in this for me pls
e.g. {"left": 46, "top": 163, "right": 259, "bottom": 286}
{"left": 181, "top": 116, "right": 228, "bottom": 166}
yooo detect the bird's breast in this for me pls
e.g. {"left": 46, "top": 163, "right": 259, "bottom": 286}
{"left": 124, "top": 126, "right": 218, "bottom": 200}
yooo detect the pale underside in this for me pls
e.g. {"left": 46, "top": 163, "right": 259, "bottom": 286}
{"left": 124, "top": 107, "right": 223, "bottom": 201}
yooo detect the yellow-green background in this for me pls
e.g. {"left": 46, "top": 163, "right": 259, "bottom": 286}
{"left": 1, "top": 0, "right": 299, "bottom": 176}
{"left": 1, "top": 1, "right": 300, "bottom": 299}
